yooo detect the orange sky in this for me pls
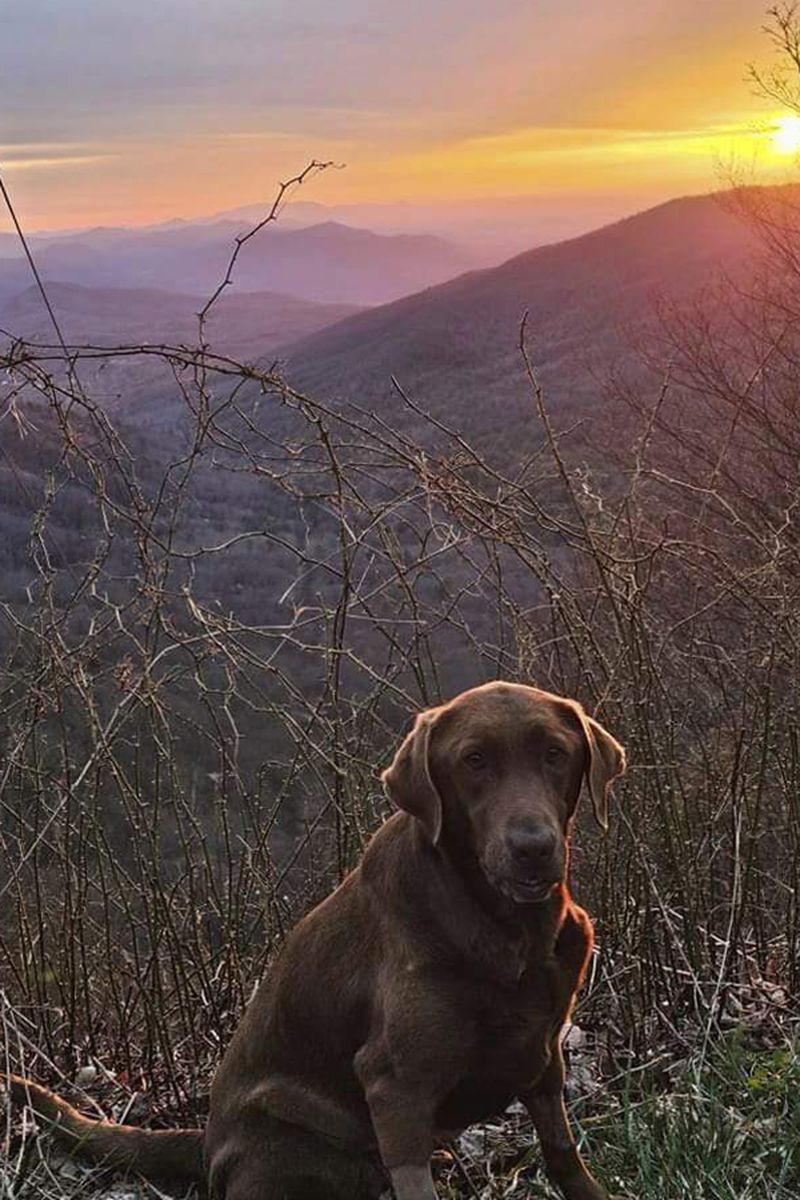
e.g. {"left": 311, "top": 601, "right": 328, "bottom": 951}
{"left": 1, "top": 0, "right": 797, "bottom": 232}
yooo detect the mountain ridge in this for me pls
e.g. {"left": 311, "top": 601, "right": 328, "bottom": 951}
{"left": 274, "top": 189, "right": 760, "bottom": 464}
{"left": 0, "top": 280, "right": 361, "bottom": 361}
{"left": 0, "top": 220, "right": 476, "bottom": 308}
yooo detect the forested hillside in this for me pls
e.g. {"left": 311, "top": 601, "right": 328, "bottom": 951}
{"left": 0, "top": 188, "right": 759, "bottom": 632}
{"left": 284, "top": 190, "right": 757, "bottom": 454}
{"left": 0, "top": 282, "right": 359, "bottom": 354}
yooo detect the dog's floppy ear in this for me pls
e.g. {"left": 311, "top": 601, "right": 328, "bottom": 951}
{"left": 576, "top": 709, "right": 626, "bottom": 832}
{"left": 381, "top": 708, "right": 443, "bottom": 844}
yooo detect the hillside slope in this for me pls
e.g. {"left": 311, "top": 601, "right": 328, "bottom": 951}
{"left": 0, "top": 190, "right": 762, "bottom": 617}
{"left": 0, "top": 282, "right": 360, "bottom": 358}
{"left": 282, "top": 192, "right": 757, "bottom": 459}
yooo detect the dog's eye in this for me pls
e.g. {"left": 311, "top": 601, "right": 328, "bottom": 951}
{"left": 463, "top": 750, "right": 487, "bottom": 769}
{"left": 545, "top": 745, "right": 566, "bottom": 764}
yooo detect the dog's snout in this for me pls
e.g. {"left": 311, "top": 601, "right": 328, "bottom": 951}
{"left": 507, "top": 824, "right": 558, "bottom": 869}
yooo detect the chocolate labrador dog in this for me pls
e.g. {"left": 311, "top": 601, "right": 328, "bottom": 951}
{"left": 6, "top": 682, "right": 627, "bottom": 1200}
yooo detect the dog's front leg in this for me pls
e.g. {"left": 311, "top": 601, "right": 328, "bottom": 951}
{"left": 356, "top": 1033, "right": 446, "bottom": 1200}
{"left": 520, "top": 1041, "right": 612, "bottom": 1200}
{"left": 386, "top": 1164, "right": 438, "bottom": 1200}
{"left": 357, "top": 1069, "right": 438, "bottom": 1200}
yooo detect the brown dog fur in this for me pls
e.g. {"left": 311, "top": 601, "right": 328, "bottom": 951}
{"left": 4, "top": 682, "right": 626, "bottom": 1200}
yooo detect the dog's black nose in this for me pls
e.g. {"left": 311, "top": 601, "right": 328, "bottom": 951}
{"left": 507, "top": 825, "right": 558, "bottom": 869}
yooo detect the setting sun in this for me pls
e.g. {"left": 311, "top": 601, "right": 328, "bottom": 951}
{"left": 772, "top": 113, "right": 800, "bottom": 153}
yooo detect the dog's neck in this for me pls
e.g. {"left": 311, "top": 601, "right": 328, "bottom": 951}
{"left": 408, "top": 820, "right": 568, "bottom": 986}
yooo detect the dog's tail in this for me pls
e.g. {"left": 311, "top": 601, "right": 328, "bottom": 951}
{"left": 4, "top": 1074, "right": 205, "bottom": 1187}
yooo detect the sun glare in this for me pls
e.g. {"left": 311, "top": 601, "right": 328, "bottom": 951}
{"left": 772, "top": 114, "right": 800, "bottom": 154}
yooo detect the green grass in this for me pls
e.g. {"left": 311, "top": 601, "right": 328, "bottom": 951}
{"left": 436, "top": 1035, "right": 800, "bottom": 1200}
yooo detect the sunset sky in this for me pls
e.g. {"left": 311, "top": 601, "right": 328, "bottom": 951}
{"left": 2, "top": 0, "right": 798, "bottom": 235}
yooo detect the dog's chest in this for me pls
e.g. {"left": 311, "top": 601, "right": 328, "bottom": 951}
{"left": 435, "top": 959, "right": 568, "bottom": 1134}
{"left": 476, "top": 963, "right": 563, "bottom": 1081}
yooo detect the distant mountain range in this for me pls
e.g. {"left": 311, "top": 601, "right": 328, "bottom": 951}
{"left": 1, "top": 190, "right": 760, "bottom": 428}
{"left": 0, "top": 190, "right": 761, "bottom": 444}
{"left": 280, "top": 192, "right": 758, "bottom": 459}
{"left": 0, "top": 219, "right": 477, "bottom": 310}
{"left": 206, "top": 195, "right": 659, "bottom": 260}
{"left": 0, "top": 190, "right": 763, "bottom": 618}
{"left": 0, "top": 192, "right": 665, "bottom": 264}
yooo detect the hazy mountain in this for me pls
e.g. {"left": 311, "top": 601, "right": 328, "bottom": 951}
{"left": 0, "top": 257, "right": 34, "bottom": 305}
{"left": 0, "top": 220, "right": 476, "bottom": 308}
{"left": 5, "top": 192, "right": 654, "bottom": 272}
{"left": 0, "top": 281, "right": 360, "bottom": 357}
{"left": 207, "top": 195, "right": 666, "bottom": 261}
{"left": 0, "top": 232, "right": 24, "bottom": 254}
{"left": 0, "top": 191, "right": 763, "bottom": 616}
{"left": 1, "top": 191, "right": 760, "bottom": 450}
{"left": 280, "top": 192, "right": 758, "bottom": 460}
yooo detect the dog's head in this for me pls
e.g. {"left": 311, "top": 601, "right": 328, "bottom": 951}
{"left": 381, "top": 681, "right": 625, "bottom": 904}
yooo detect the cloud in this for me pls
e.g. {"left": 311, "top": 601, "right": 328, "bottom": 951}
{"left": 2, "top": 155, "right": 113, "bottom": 172}
{"left": 0, "top": 143, "right": 116, "bottom": 174}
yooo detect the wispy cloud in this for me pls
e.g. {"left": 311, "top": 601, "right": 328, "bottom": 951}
{"left": 1, "top": 155, "right": 113, "bottom": 172}
{"left": 0, "top": 143, "right": 116, "bottom": 172}
{"left": 458, "top": 121, "right": 768, "bottom": 161}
